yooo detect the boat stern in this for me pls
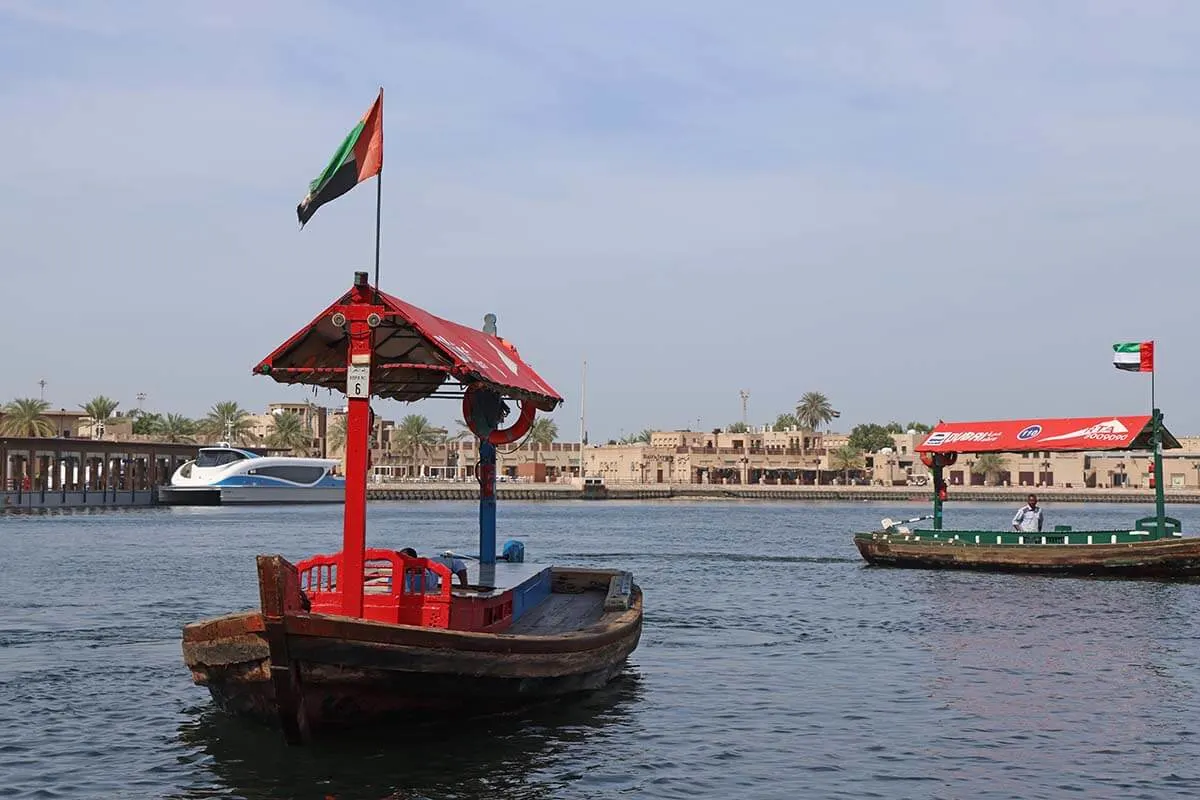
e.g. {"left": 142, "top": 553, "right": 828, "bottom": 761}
{"left": 181, "top": 611, "right": 274, "bottom": 719}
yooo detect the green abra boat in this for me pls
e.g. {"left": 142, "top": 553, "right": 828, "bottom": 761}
{"left": 854, "top": 411, "right": 1200, "bottom": 579}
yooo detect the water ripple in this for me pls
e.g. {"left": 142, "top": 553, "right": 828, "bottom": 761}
{"left": 3, "top": 501, "right": 1200, "bottom": 797}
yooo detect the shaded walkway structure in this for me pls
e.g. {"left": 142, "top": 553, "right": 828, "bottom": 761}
{"left": 1, "top": 436, "right": 204, "bottom": 511}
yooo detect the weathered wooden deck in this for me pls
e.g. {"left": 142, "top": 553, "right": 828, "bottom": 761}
{"left": 508, "top": 591, "right": 606, "bottom": 635}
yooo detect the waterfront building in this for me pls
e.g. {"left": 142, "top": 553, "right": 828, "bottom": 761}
{"left": 9, "top": 404, "right": 1200, "bottom": 490}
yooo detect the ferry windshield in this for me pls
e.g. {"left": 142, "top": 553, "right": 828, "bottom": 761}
{"left": 195, "top": 449, "right": 249, "bottom": 468}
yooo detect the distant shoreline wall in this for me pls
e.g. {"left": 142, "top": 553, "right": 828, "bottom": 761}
{"left": 4, "top": 483, "right": 1192, "bottom": 513}
{"left": 1, "top": 489, "right": 155, "bottom": 514}
{"left": 365, "top": 483, "right": 1200, "bottom": 504}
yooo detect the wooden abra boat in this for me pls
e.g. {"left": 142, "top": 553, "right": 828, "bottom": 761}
{"left": 854, "top": 412, "right": 1200, "bottom": 578}
{"left": 182, "top": 273, "right": 642, "bottom": 743}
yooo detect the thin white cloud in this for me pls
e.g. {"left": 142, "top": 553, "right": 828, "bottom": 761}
{"left": 0, "top": 1, "right": 1197, "bottom": 436}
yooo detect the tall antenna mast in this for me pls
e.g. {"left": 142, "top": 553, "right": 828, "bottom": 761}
{"left": 739, "top": 389, "right": 750, "bottom": 428}
{"left": 579, "top": 359, "right": 587, "bottom": 480}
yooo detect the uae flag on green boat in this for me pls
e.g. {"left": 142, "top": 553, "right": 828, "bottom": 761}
{"left": 296, "top": 90, "right": 383, "bottom": 227}
{"left": 1113, "top": 341, "right": 1154, "bottom": 372}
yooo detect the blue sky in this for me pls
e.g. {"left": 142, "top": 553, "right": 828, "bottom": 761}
{"left": 2, "top": 1, "right": 1198, "bottom": 438}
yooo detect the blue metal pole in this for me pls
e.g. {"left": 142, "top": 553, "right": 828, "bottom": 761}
{"left": 479, "top": 440, "right": 497, "bottom": 564}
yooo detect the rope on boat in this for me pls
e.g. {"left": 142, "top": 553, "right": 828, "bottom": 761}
{"left": 881, "top": 514, "right": 933, "bottom": 532}
{"left": 441, "top": 544, "right": 524, "bottom": 563}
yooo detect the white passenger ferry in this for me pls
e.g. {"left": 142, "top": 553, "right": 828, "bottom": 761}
{"left": 158, "top": 443, "right": 344, "bottom": 505}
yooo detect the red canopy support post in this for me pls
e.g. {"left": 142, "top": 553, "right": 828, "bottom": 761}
{"left": 337, "top": 272, "right": 386, "bottom": 618}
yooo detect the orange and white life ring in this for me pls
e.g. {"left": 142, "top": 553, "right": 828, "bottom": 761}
{"left": 462, "top": 386, "right": 536, "bottom": 445}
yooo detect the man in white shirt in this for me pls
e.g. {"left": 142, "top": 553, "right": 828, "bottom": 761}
{"left": 1012, "top": 494, "right": 1044, "bottom": 532}
{"left": 399, "top": 548, "right": 470, "bottom": 590}
{"left": 436, "top": 553, "right": 470, "bottom": 587}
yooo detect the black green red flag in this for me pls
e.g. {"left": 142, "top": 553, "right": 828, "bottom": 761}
{"left": 297, "top": 90, "right": 383, "bottom": 227}
{"left": 1112, "top": 341, "right": 1154, "bottom": 372}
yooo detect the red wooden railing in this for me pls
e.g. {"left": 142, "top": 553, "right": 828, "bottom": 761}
{"left": 295, "top": 548, "right": 452, "bottom": 628}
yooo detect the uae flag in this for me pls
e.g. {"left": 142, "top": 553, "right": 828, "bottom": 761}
{"left": 297, "top": 90, "right": 383, "bottom": 227}
{"left": 1113, "top": 341, "right": 1154, "bottom": 372}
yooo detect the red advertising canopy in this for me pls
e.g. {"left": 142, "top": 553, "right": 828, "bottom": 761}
{"left": 916, "top": 416, "right": 1180, "bottom": 454}
{"left": 254, "top": 284, "right": 563, "bottom": 411}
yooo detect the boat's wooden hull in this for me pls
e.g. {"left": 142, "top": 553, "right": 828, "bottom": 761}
{"left": 854, "top": 532, "right": 1200, "bottom": 578}
{"left": 182, "top": 565, "right": 643, "bottom": 738}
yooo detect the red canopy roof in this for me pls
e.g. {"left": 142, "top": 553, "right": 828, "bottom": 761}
{"left": 254, "top": 281, "right": 562, "bottom": 411}
{"left": 916, "top": 416, "right": 1179, "bottom": 454}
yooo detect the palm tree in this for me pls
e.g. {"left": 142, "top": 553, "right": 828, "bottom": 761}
{"left": 153, "top": 413, "right": 197, "bottom": 444}
{"left": 828, "top": 445, "right": 864, "bottom": 485}
{"left": 529, "top": 417, "right": 558, "bottom": 446}
{"left": 266, "top": 411, "right": 312, "bottom": 454}
{"left": 132, "top": 412, "right": 163, "bottom": 435}
{"left": 81, "top": 395, "right": 120, "bottom": 435}
{"left": 633, "top": 429, "right": 653, "bottom": 444}
{"left": 728, "top": 421, "right": 749, "bottom": 433}
{"left": 392, "top": 414, "right": 444, "bottom": 476}
{"left": 772, "top": 413, "right": 800, "bottom": 431}
{"left": 199, "top": 401, "right": 256, "bottom": 444}
{"left": 447, "top": 419, "right": 476, "bottom": 442}
{"left": 0, "top": 398, "right": 56, "bottom": 437}
{"left": 527, "top": 417, "right": 558, "bottom": 464}
{"left": 906, "top": 421, "right": 933, "bottom": 434}
{"left": 971, "top": 454, "right": 1008, "bottom": 486}
{"left": 796, "top": 392, "right": 837, "bottom": 431}
{"left": 327, "top": 415, "right": 348, "bottom": 453}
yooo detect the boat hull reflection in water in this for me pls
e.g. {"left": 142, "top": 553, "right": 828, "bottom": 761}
{"left": 178, "top": 672, "right": 642, "bottom": 800}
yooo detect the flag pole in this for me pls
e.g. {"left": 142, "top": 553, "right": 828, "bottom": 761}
{"left": 1150, "top": 341, "right": 1165, "bottom": 536}
{"left": 373, "top": 168, "right": 383, "bottom": 294}
{"left": 373, "top": 87, "right": 384, "bottom": 300}
{"left": 1148, "top": 337, "right": 1156, "bottom": 413}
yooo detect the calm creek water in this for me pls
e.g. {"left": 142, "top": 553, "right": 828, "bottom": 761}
{"left": 2, "top": 500, "right": 1199, "bottom": 799}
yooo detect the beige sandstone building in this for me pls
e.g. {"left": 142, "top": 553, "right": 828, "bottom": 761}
{"left": 12, "top": 405, "right": 1200, "bottom": 490}
{"left": 367, "top": 425, "right": 1200, "bottom": 491}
